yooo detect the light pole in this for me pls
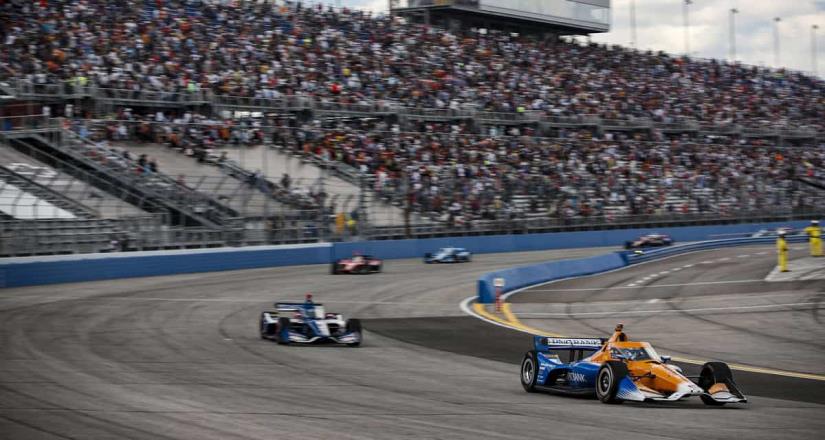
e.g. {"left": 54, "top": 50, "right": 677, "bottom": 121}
{"left": 814, "top": 25, "right": 820, "bottom": 76}
{"left": 630, "top": 0, "right": 637, "bottom": 49}
{"left": 683, "top": 0, "right": 692, "bottom": 56}
{"left": 773, "top": 17, "right": 781, "bottom": 67}
{"left": 729, "top": 8, "right": 739, "bottom": 62}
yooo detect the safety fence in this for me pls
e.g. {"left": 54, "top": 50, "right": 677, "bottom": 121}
{"left": 3, "top": 79, "right": 822, "bottom": 140}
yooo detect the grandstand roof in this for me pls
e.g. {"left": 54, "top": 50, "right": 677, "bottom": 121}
{"left": 391, "top": 0, "right": 610, "bottom": 35}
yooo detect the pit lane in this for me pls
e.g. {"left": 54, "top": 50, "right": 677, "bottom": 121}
{"left": 0, "top": 246, "right": 823, "bottom": 439}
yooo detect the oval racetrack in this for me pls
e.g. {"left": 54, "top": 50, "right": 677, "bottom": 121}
{"left": 1, "top": 246, "right": 823, "bottom": 439}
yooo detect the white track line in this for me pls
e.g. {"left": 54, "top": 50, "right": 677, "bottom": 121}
{"left": 525, "top": 278, "right": 765, "bottom": 292}
{"left": 517, "top": 301, "right": 822, "bottom": 317}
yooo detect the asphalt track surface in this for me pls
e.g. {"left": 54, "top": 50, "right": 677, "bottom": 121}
{"left": 1, "top": 245, "right": 823, "bottom": 439}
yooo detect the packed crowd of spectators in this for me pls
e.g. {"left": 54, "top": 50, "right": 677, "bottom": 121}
{"left": 281, "top": 121, "right": 824, "bottom": 224}
{"left": 88, "top": 109, "right": 824, "bottom": 226}
{"left": 2, "top": 0, "right": 823, "bottom": 131}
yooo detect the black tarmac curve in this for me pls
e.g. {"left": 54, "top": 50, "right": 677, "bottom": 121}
{"left": 1, "top": 246, "right": 823, "bottom": 439}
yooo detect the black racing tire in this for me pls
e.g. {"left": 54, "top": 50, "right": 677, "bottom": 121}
{"left": 596, "top": 361, "right": 628, "bottom": 404}
{"left": 466, "top": 255, "right": 472, "bottom": 262}
{"left": 521, "top": 350, "right": 539, "bottom": 392}
{"left": 259, "top": 313, "right": 270, "bottom": 339}
{"left": 624, "top": 241, "right": 633, "bottom": 249}
{"left": 276, "top": 317, "right": 291, "bottom": 345}
{"left": 699, "top": 362, "right": 733, "bottom": 406}
{"left": 331, "top": 263, "right": 339, "bottom": 275}
{"left": 374, "top": 264, "right": 382, "bottom": 273}
{"left": 346, "top": 319, "right": 362, "bottom": 347}
{"left": 358, "top": 265, "right": 370, "bottom": 275}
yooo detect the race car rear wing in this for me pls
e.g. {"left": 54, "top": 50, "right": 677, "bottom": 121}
{"left": 534, "top": 336, "right": 605, "bottom": 352}
{"left": 274, "top": 302, "right": 323, "bottom": 311}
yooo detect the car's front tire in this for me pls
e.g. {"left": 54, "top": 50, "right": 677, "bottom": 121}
{"left": 259, "top": 313, "right": 271, "bottom": 339}
{"left": 346, "top": 319, "right": 362, "bottom": 347}
{"left": 276, "top": 317, "right": 291, "bottom": 345}
{"left": 521, "top": 351, "right": 539, "bottom": 392}
{"left": 596, "top": 361, "right": 628, "bottom": 404}
{"left": 331, "top": 263, "right": 339, "bottom": 275}
{"left": 699, "top": 362, "right": 734, "bottom": 406}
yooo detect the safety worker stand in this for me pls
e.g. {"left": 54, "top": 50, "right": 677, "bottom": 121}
{"left": 804, "top": 220, "right": 823, "bottom": 258}
{"left": 777, "top": 232, "right": 789, "bottom": 272}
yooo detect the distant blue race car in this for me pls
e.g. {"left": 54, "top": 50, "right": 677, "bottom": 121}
{"left": 260, "top": 298, "right": 362, "bottom": 347}
{"left": 424, "top": 247, "right": 472, "bottom": 263}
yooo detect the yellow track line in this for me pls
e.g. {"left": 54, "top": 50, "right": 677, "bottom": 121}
{"left": 478, "top": 302, "right": 825, "bottom": 382}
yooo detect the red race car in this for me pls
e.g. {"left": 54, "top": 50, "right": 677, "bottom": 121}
{"left": 331, "top": 255, "right": 382, "bottom": 274}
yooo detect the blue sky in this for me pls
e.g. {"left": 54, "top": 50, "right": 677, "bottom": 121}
{"left": 320, "top": 0, "right": 823, "bottom": 76}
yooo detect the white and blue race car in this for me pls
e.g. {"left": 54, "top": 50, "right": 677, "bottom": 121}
{"left": 260, "top": 297, "right": 362, "bottom": 347}
{"left": 424, "top": 247, "right": 472, "bottom": 263}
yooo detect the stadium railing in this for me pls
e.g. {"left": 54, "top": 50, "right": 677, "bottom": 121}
{"left": 3, "top": 78, "right": 823, "bottom": 139}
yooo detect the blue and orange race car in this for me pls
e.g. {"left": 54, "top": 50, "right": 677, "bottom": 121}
{"left": 520, "top": 324, "right": 746, "bottom": 405}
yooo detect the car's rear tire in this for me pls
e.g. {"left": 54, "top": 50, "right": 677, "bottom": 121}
{"left": 346, "top": 319, "right": 362, "bottom": 347}
{"left": 521, "top": 351, "right": 539, "bottom": 392}
{"left": 596, "top": 361, "right": 627, "bottom": 404}
{"left": 358, "top": 266, "right": 370, "bottom": 275}
{"left": 276, "top": 317, "right": 291, "bottom": 345}
{"left": 699, "top": 362, "right": 733, "bottom": 406}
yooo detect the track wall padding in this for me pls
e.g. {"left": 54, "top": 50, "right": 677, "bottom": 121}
{"left": 0, "top": 244, "right": 332, "bottom": 287}
{"left": 333, "top": 220, "right": 812, "bottom": 260}
{"left": 0, "top": 220, "right": 816, "bottom": 288}
{"left": 476, "top": 252, "right": 627, "bottom": 303}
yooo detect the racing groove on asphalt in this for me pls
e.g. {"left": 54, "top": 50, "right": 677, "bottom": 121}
{"left": 1, "top": 246, "right": 824, "bottom": 439}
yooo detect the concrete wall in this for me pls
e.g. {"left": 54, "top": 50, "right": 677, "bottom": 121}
{"left": 0, "top": 220, "right": 815, "bottom": 288}
{"left": 0, "top": 243, "right": 332, "bottom": 288}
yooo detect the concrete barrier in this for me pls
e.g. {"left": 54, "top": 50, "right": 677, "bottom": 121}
{"left": 623, "top": 234, "right": 809, "bottom": 264}
{"left": 0, "top": 220, "right": 815, "bottom": 289}
{"left": 0, "top": 243, "right": 332, "bottom": 288}
{"left": 476, "top": 232, "right": 813, "bottom": 303}
{"left": 477, "top": 252, "right": 626, "bottom": 303}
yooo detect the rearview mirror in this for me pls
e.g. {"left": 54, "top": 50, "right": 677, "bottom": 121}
{"left": 661, "top": 355, "right": 671, "bottom": 364}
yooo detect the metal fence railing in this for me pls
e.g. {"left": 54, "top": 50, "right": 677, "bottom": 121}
{"left": 3, "top": 78, "right": 823, "bottom": 138}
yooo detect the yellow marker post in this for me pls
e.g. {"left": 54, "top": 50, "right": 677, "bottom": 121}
{"left": 804, "top": 221, "right": 822, "bottom": 257}
{"left": 777, "top": 234, "right": 789, "bottom": 272}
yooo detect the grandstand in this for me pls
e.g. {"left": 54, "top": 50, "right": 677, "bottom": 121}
{"left": 0, "top": 0, "right": 823, "bottom": 256}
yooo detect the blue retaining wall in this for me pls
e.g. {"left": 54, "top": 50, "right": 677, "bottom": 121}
{"left": 477, "top": 252, "right": 626, "bottom": 303}
{"left": 333, "top": 220, "right": 812, "bottom": 260}
{"left": 0, "top": 219, "right": 816, "bottom": 288}
{"left": 0, "top": 243, "right": 332, "bottom": 288}
{"left": 476, "top": 230, "right": 813, "bottom": 304}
